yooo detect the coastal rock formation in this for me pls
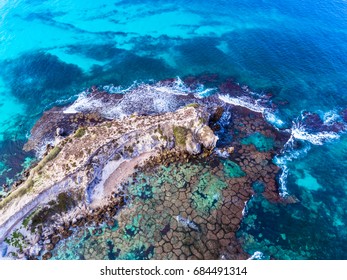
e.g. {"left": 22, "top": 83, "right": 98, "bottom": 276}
{"left": 0, "top": 105, "right": 217, "bottom": 257}
{"left": 0, "top": 79, "right": 292, "bottom": 260}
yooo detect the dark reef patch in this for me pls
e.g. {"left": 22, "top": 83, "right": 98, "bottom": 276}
{"left": 0, "top": 139, "right": 35, "bottom": 187}
{"left": 1, "top": 51, "right": 84, "bottom": 106}
{"left": 66, "top": 44, "right": 125, "bottom": 61}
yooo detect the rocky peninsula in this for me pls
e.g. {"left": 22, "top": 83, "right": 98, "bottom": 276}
{"left": 0, "top": 79, "right": 292, "bottom": 260}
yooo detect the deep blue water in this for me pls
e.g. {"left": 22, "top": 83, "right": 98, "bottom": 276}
{"left": 0, "top": 0, "right": 347, "bottom": 259}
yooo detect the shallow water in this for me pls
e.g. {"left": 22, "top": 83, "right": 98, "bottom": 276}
{"left": 1, "top": 0, "right": 347, "bottom": 259}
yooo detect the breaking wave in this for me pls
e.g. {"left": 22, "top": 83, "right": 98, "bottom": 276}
{"left": 218, "top": 93, "right": 286, "bottom": 129}
{"left": 63, "top": 77, "right": 216, "bottom": 118}
{"left": 63, "top": 91, "right": 105, "bottom": 114}
{"left": 291, "top": 121, "right": 340, "bottom": 145}
{"left": 218, "top": 94, "right": 267, "bottom": 114}
{"left": 275, "top": 110, "right": 346, "bottom": 196}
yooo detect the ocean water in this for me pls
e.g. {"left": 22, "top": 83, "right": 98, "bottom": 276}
{"left": 0, "top": 0, "right": 347, "bottom": 259}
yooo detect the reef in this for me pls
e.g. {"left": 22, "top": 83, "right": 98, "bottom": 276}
{"left": 0, "top": 79, "right": 291, "bottom": 260}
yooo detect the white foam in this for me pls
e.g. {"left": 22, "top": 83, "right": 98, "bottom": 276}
{"left": 215, "top": 149, "right": 229, "bottom": 158}
{"left": 277, "top": 165, "right": 289, "bottom": 197}
{"left": 242, "top": 198, "right": 251, "bottom": 216}
{"left": 218, "top": 94, "right": 266, "bottom": 114}
{"left": 154, "top": 77, "right": 215, "bottom": 97}
{"left": 264, "top": 111, "right": 286, "bottom": 129}
{"left": 153, "top": 96, "right": 171, "bottom": 113}
{"left": 103, "top": 82, "right": 139, "bottom": 94}
{"left": 219, "top": 93, "right": 288, "bottom": 131}
{"left": 274, "top": 117, "right": 341, "bottom": 196}
{"left": 64, "top": 77, "right": 218, "bottom": 119}
{"left": 323, "top": 110, "right": 341, "bottom": 125}
{"left": 36, "top": 138, "right": 55, "bottom": 159}
{"left": 275, "top": 108, "right": 343, "bottom": 195}
{"left": 291, "top": 121, "right": 340, "bottom": 145}
{"left": 63, "top": 92, "right": 104, "bottom": 114}
{"left": 274, "top": 133, "right": 312, "bottom": 197}
{"left": 248, "top": 251, "right": 265, "bottom": 260}
{"left": 193, "top": 85, "right": 217, "bottom": 98}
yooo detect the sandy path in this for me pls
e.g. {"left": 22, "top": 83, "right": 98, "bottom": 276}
{"left": 90, "top": 152, "right": 156, "bottom": 208}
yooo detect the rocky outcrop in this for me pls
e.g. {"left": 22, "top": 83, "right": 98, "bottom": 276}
{"left": 0, "top": 105, "right": 217, "bottom": 249}
{"left": 0, "top": 77, "right": 295, "bottom": 260}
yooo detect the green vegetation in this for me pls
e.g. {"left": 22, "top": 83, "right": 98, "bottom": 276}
{"left": 55, "top": 192, "right": 75, "bottom": 212}
{"left": 198, "top": 117, "right": 207, "bottom": 125}
{"left": 22, "top": 209, "right": 38, "bottom": 228}
{"left": 0, "top": 179, "right": 35, "bottom": 210}
{"left": 185, "top": 103, "right": 200, "bottom": 108}
{"left": 125, "top": 145, "right": 134, "bottom": 154}
{"left": 173, "top": 126, "right": 188, "bottom": 147}
{"left": 30, "top": 192, "right": 76, "bottom": 231}
{"left": 157, "top": 126, "right": 163, "bottom": 136}
{"left": 37, "top": 146, "right": 62, "bottom": 171}
{"left": 0, "top": 143, "right": 63, "bottom": 210}
{"left": 27, "top": 179, "right": 34, "bottom": 189}
{"left": 5, "top": 230, "right": 27, "bottom": 252}
{"left": 155, "top": 126, "right": 168, "bottom": 141}
{"left": 74, "top": 127, "right": 86, "bottom": 138}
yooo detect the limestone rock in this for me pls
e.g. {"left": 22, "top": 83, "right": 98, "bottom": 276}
{"left": 185, "top": 132, "right": 201, "bottom": 155}
{"left": 197, "top": 125, "right": 218, "bottom": 149}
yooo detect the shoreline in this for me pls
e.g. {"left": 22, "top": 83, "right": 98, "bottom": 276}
{"left": 0, "top": 79, "right": 302, "bottom": 260}
{"left": 0, "top": 104, "right": 219, "bottom": 259}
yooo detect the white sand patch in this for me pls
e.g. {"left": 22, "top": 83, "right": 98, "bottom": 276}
{"left": 90, "top": 152, "right": 155, "bottom": 208}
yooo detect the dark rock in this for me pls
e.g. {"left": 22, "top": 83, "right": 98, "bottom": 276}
{"left": 51, "top": 235, "right": 60, "bottom": 245}
{"left": 45, "top": 244, "right": 54, "bottom": 251}
{"left": 210, "top": 107, "right": 224, "bottom": 123}
{"left": 42, "top": 252, "right": 52, "bottom": 260}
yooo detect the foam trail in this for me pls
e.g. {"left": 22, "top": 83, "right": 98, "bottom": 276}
{"left": 323, "top": 110, "right": 341, "bottom": 125}
{"left": 264, "top": 111, "right": 286, "bottom": 129}
{"left": 63, "top": 91, "right": 104, "bottom": 114}
{"left": 277, "top": 164, "right": 289, "bottom": 197}
{"left": 275, "top": 115, "right": 342, "bottom": 196}
{"left": 274, "top": 133, "right": 312, "bottom": 197}
{"left": 103, "top": 82, "right": 138, "bottom": 94}
{"left": 242, "top": 197, "right": 251, "bottom": 216}
{"left": 63, "top": 77, "right": 216, "bottom": 118}
{"left": 155, "top": 77, "right": 216, "bottom": 97}
{"left": 218, "top": 94, "right": 266, "bottom": 113}
{"left": 291, "top": 121, "right": 340, "bottom": 145}
{"left": 274, "top": 108, "right": 346, "bottom": 196}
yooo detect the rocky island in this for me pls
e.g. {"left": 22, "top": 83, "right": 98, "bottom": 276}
{"left": 0, "top": 79, "right": 292, "bottom": 260}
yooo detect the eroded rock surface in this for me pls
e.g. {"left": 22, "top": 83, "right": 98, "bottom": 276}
{"left": 0, "top": 79, "right": 292, "bottom": 260}
{"left": 0, "top": 105, "right": 217, "bottom": 255}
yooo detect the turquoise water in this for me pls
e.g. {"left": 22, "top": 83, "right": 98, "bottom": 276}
{"left": 1, "top": 0, "right": 347, "bottom": 259}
